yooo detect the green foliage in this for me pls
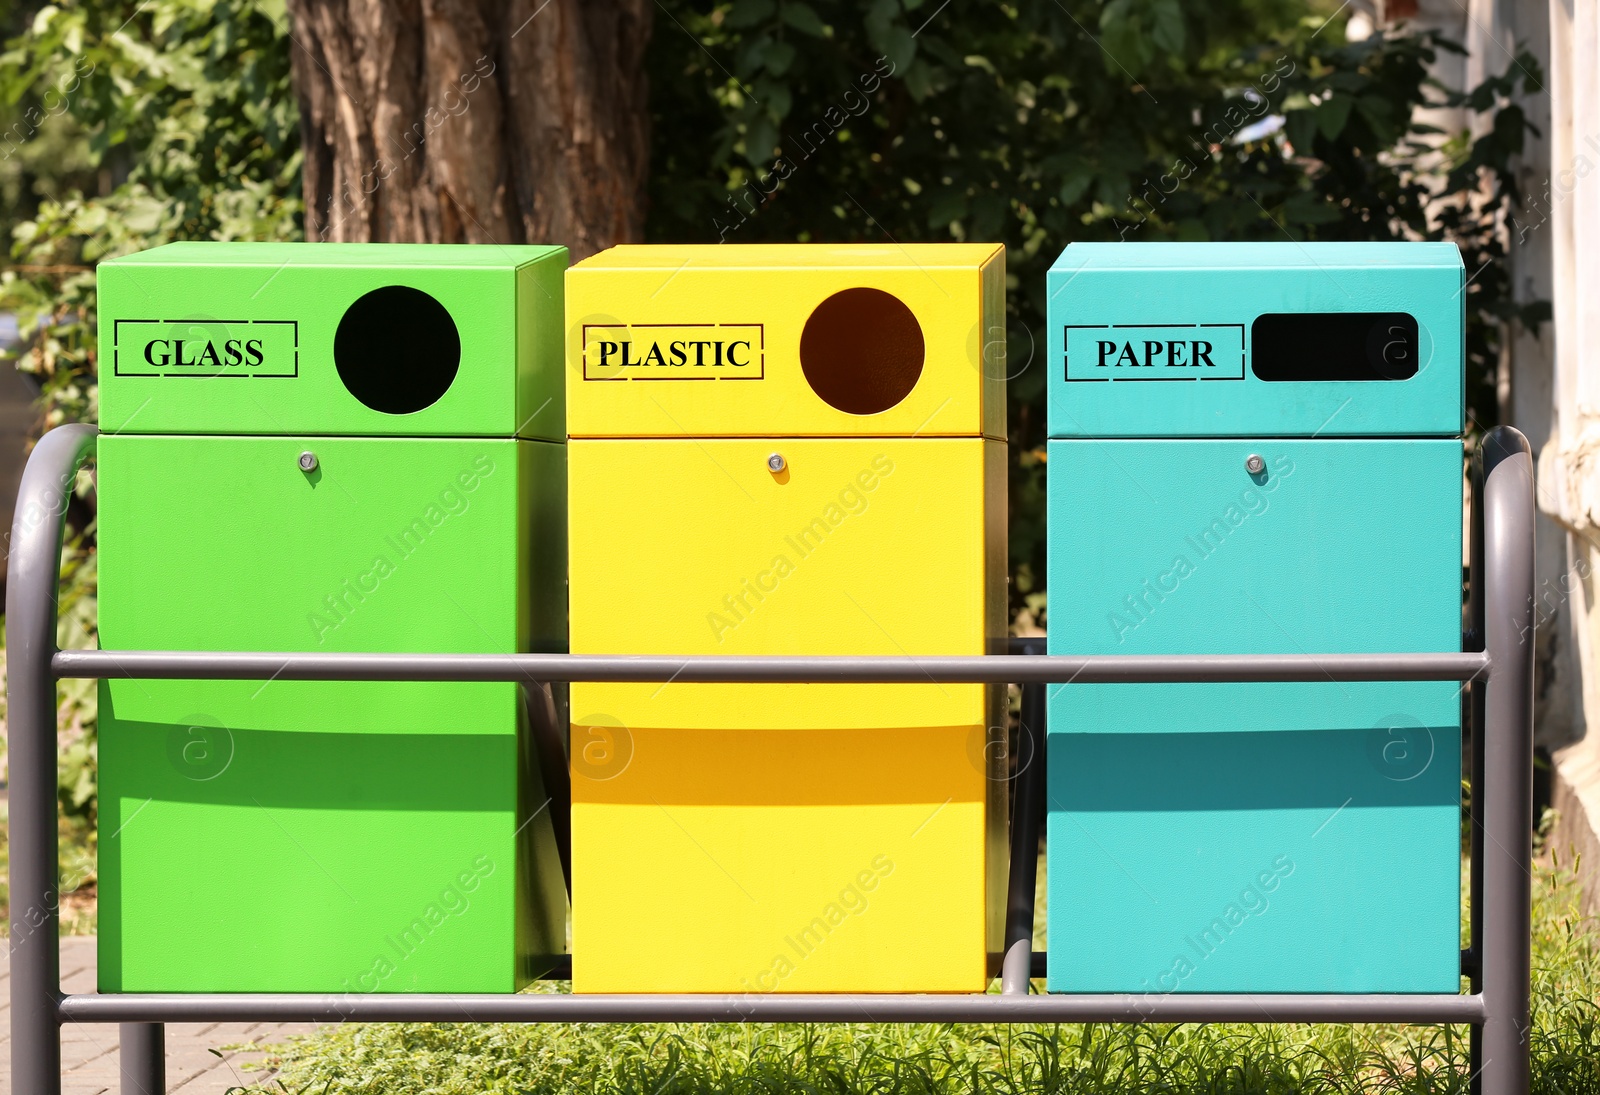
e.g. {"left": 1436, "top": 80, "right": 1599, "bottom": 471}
{"left": 0, "top": 525, "right": 99, "bottom": 821}
{"left": 0, "top": 0, "right": 302, "bottom": 821}
{"left": 0, "top": 0, "right": 1548, "bottom": 825}
{"left": 51, "top": 530, "right": 98, "bottom": 817}
{"left": 646, "top": 1, "right": 1546, "bottom": 621}
{"left": 241, "top": 858, "right": 1600, "bottom": 1094}
{"left": 0, "top": 813, "right": 98, "bottom": 936}
{"left": 0, "top": 0, "right": 301, "bottom": 428}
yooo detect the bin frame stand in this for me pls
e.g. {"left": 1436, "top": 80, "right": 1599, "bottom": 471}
{"left": 8, "top": 424, "right": 1533, "bottom": 1095}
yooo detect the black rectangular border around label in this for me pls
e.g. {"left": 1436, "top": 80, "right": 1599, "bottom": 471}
{"left": 112, "top": 319, "right": 299, "bottom": 378}
{"left": 1063, "top": 323, "right": 1245, "bottom": 382}
{"left": 581, "top": 323, "right": 765, "bottom": 381}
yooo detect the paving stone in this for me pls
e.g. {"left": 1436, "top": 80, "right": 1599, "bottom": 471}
{"left": 0, "top": 938, "right": 320, "bottom": 1093}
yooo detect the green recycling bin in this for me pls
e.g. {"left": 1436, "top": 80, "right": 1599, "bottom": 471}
{"left": 95, "top": 242, "right": 569, "bottom": 993}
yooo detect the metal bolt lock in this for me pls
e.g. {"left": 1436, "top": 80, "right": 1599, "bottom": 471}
{"left": 767, "top": 452, "right": 786, "bottom": 473}
{"left": 298, "top": 451, "right": 319, "bottom": 473}
{"left": 1245, "top": 453, "right": 1266, "bottom": 476}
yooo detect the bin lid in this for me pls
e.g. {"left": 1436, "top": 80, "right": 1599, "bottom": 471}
{"left": 1047, "top": 242, "right": 1464, "bottom": 438}
{"left": 565, "top": 244, "right": 1006, "bottom": 439}
{"left": 98, "top": 242, "right": 567, "bottom": 439}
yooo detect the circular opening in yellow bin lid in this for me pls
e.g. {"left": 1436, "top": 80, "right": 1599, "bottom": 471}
{"left": 800, "top": 287, "right": 924, "bottom": 415}
{"left": 335, "top": 285, "right": 461, "bottom": 415}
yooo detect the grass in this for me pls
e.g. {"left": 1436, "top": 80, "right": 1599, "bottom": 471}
{"left": 239, "top": 854, "right": 1600, "bottom": 1095}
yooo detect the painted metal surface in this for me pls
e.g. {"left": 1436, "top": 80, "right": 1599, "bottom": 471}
{"left": 4, "top": 424, "right": 1534, "bottom": 1095}
{"left": 54, "top": 648, "right": 1491, "bottom": 684}
{"left": 564, "top": 244, "right": 1006, "bottom": 439}
{"left": 1047, "top": 241, "right": 1463, "bottom": 437}
{"left": 97, "top": 241, "right": 566, "bottom": 438}
{"left": 565, "top": 245, "right": 1008, "bottom": 992}
{"left": 97, "top": 436, "right": 567, "bottom": 992}
{"left": 58, "top": 988, "right": 1490, "bottom": 1025}
{"left": 1046, "top": 438, "right": 1463, "bottom": 992}
{"left": 92, "top": 245, "right": 570, "bottom": 994}
{"left": 1045, "top": 243, "right": 1467, "bottom": 994}
{"left": 6, "top": 423, "right": 96, "bottom": 1095}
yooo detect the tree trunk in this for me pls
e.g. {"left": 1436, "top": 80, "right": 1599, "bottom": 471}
{"left": 284, "top": 0, "right": 652, "bottom": 258}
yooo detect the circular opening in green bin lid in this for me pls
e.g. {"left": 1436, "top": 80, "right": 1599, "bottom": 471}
{"left": 335, "top": 285, "right": 461, "bottom": 415}
{"left": 800, "top": 287, "right": 924, "bottom": 415}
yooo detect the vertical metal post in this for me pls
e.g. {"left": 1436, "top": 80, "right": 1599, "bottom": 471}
{"left": 1468, "top": 449, "right": 1487, "bottom": 1088}
{"left": 119, "top": 1022, "right": 166, "bottom": 1094}
{"left": 1001, "top": 642, "right": 1047, "bottom": 994}
{"left": 1478, "top": 426, "right": 1534, "bottom": 1095}
{"left": 6, "top": 423, "right": 98, "bottom": 1095}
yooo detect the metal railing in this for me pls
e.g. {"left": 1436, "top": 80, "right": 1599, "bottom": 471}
{"left": 6, "top": 423, "right": 1536, "bottom": 1095}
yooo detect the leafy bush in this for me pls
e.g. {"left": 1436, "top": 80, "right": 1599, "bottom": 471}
{"left": 0, "top": 0, "right": 1548, "bottom": 829}
{"left": 648, "top": 2, "right": 1547, "bottom": 616}
{"left": 0, "top": 0, "right": 301, "bottom": 820}
{"left": 0, "top": 0, "right": 301, "bottom": 428}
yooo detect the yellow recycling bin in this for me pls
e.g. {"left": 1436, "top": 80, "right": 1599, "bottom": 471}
{"left": 565, "top": 244, "right": 1008, "bottom": 994}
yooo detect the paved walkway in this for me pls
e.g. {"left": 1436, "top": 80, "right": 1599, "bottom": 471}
{"left": 0, "top": 937, "right": 320, "bottom": 1094}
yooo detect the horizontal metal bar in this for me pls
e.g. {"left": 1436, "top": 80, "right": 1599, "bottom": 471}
{"left": 53, "top": 650, "right": 1490, "bottom": 685}
{"left": 57, "top": 991, "right": 1487, "bottom": 1025}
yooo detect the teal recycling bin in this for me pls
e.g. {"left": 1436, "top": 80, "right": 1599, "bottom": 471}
{"left": 1045, "top": 242, "right": 1464, "bottom": 994}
